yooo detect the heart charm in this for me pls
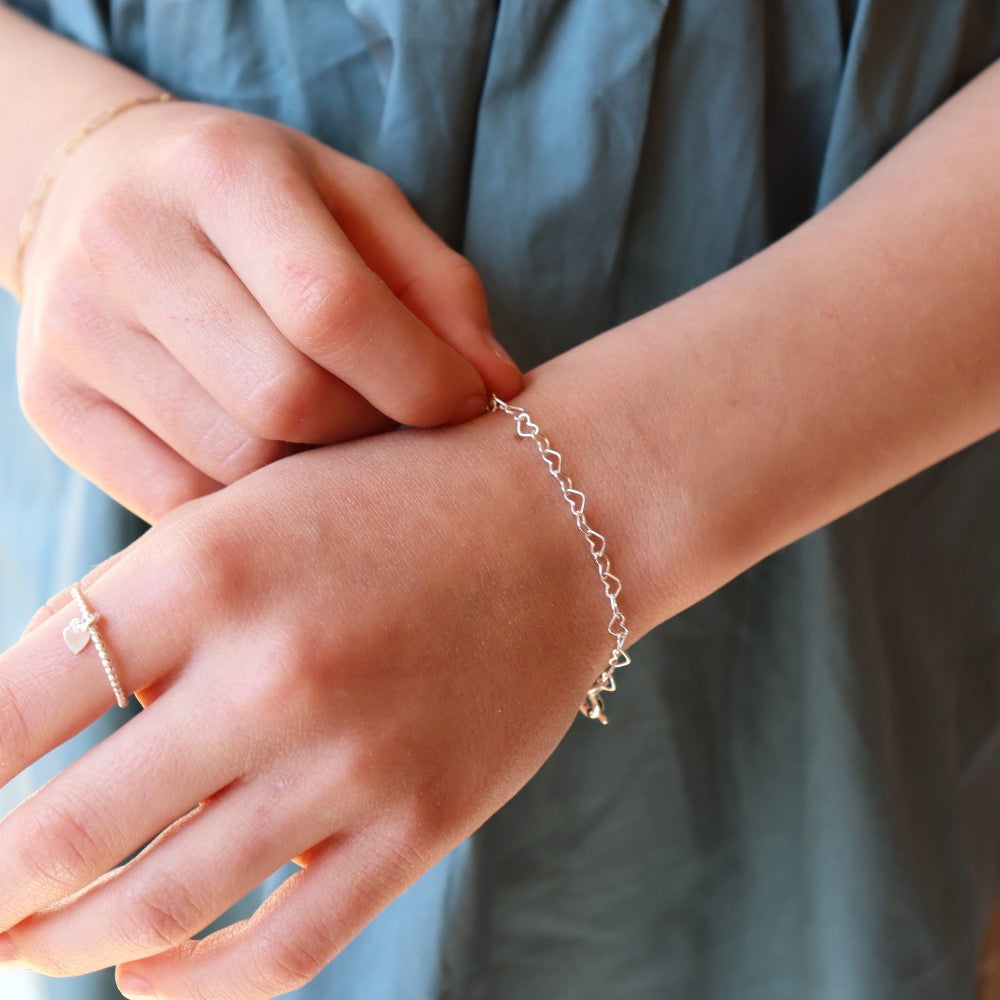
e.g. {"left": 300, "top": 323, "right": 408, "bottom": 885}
{"left": 609, "top": 648, "right": 631, "bottom": 670}
{"left": 63, "top": 618, "right": 92, "bottom": 654}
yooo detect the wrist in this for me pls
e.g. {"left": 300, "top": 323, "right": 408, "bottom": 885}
{"left": 492, "top": 302, "right": 799, "bottom": 643}
{"left": 0, "top": 6, "right": 162, "bottom": 291}
{"left": 12, "top": 92, "right": 173, "bottom": 300}
{"left": 453, "top": 350, "right": 718, "bottom": 721}
{"left": 501, "top": 341, "right": 707, "bottom": 644}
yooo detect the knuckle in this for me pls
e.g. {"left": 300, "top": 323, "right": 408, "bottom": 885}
{"left": 15, "top": 361, "right": 55, "bottom": 431}
{"left": 339, "top": 156, "right": 405, "bottom": 202}
{"left": 442, "top": 251, "right": 484, "bottom": 289}
{"left": 370, "top": 828, "right": 429, "bottom": 888}
{"left": 209, "top": 428, "right": 287, "bottom": 482}
{"left": 399, "top": 250, "right": 484, "bottom": 307}
{"left": 175, "top": 115, "right": 249, "bottom": 196}
{"left": 220, "top": 435, "right": 289, "bottom": 480}
{"left": 147, "top": 505, "right": 256, "bottom": 621}
{"left": 240, "top": 366, "right": 326, "bottom": 443}
{"left": 357, "top": 160, "right": 403, "bottom": 195}
{"left": 288, "top": 267, "right": 380, "bottom": 360}
{"left": 76, "top": 188, "right": 138, "bottom": 271}
{"left": 17, "top": 362, "right": 98, "bottom": 448}
{"left": 9, "top": 936, "right": 74, "bottom": 978}
{"left": 151, "top": 514, "right": 234, "bottom": 607}
{"left": 253, "top": 929, "right": 331, "bottom": 993}
{"left": 442, "top": 255, "right": 488, "bottom": 312}
{"left": 372, "top": 760, "right": 463, "bottom": 851}
{"left": 137, "top": 463, "right": 217, "bottom": 523}
{"left": 244, "top": 633, "right": 324, "bottom": 716}
{"left": 0, "top": 675, "right": 30, "bottom": 773}
{"left": 174, "top": 112, "right": 304, "bottom": 206}
{"left": 15, "top": 791, "right": 112, "bottom": 893}
{"left": 115, "top": 875, "right": 204, "bottom": 952}
{"left": 28, "top": 265, "right": 102, "bottom": 355}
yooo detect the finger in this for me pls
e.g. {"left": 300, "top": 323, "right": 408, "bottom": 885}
{"left": 49, "top": 319, "right": 299, "bottom": 484}
{"left": 0, "top": 544, "right": 192, "bottom": 790}
{"left": 3, "top": 766, "right": 340, "bottom": 976}
{"left": 18, "top": 363, "right": 222, "bottom": 522}
{"left": 0, "top": 687, "right": 247, "bottom": 936}
{"left": 20, "top": 548, "right": 130, "bottom": 637}
{"left": 189, "top": 137, "right": 490, "bottom": 427}
{"left": 116, "top": 822, "right": 431, "bottom": 1000}
{"left": 315, "top": 152, "right": 523, "bottom": 401}
{"left": 118, "top": 241, "right": 395, "bottom": 445}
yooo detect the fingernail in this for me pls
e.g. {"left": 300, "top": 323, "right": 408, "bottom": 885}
{"left": 483, "top": 328, "right": 519, "bottom": 369}
{"left": 449, "top": 391, "right": 489, "bottom": 425}
{"left": 117, "top": 970, "right": 156, "bottom": 998}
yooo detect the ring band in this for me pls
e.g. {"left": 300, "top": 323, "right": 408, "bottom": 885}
{"left": 63, "top": 586, "right": 130, "bottom": 708}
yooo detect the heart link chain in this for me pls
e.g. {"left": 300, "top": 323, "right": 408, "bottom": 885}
{"left": 490, "top": 396, "right": 630, "bottom": 724}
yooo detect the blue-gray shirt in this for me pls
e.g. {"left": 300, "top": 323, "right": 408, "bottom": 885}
{"left": 2, "top": 2, "right": 999, "bottom": 997}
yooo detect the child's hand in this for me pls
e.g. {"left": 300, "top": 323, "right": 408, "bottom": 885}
{"left": 15, "top": 99, "right": 522, "bottom": 522}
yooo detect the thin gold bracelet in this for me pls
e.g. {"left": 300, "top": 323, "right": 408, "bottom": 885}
{"left": 11, "top": 92, "right": 174, "bottom": 301}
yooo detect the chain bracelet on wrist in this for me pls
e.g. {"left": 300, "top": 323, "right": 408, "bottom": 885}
{"left": 490, "top": 395, "right": 630, "bottom": 725}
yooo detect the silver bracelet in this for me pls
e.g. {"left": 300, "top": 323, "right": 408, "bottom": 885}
{"left": 490, "top": 395, "right": 630, "bottom": 724}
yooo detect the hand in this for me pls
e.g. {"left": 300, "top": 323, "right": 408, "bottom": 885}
{"left": 0, "top": 395, "right": 614, "bottom": 1000}
{"left": 15, "top": 98, "right": 522, "bottom": 522}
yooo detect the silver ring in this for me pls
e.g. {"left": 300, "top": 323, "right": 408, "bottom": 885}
{"left": 63, "top": 585, "right": 129, "bottom": 708}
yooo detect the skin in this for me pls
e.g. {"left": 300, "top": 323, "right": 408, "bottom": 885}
{"left": 1, "top": 7, "right": 1000, "bottom": 1000}
{"left": 0, "top": 7, "right": 523, "bottom": 522}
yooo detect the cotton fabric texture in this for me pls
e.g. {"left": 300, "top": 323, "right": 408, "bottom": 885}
{"left": 2, "top": 2, "right": 999, "bottom": 998}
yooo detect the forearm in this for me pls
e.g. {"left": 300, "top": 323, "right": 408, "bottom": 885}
{"left": 0, "top": 4, "right": 160, "bottom": 290}
{"left": 520, "top": 57, "right": 1000, "bottom": 641}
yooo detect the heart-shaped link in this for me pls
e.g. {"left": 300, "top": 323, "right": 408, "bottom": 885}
{"left": 565, "top": 488, "right": 586, "bottom": 517}
{"left": 490, "top": 395, "right": 631, "bottom": 724}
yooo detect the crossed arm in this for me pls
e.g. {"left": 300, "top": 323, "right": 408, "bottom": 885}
{"left": 1, "top": 6, "right": 1000, "bottom": 999}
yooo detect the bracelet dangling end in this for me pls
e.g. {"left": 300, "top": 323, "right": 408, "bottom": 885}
{"left": 582, "top": 693, "right": 609, "bottom": 725}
